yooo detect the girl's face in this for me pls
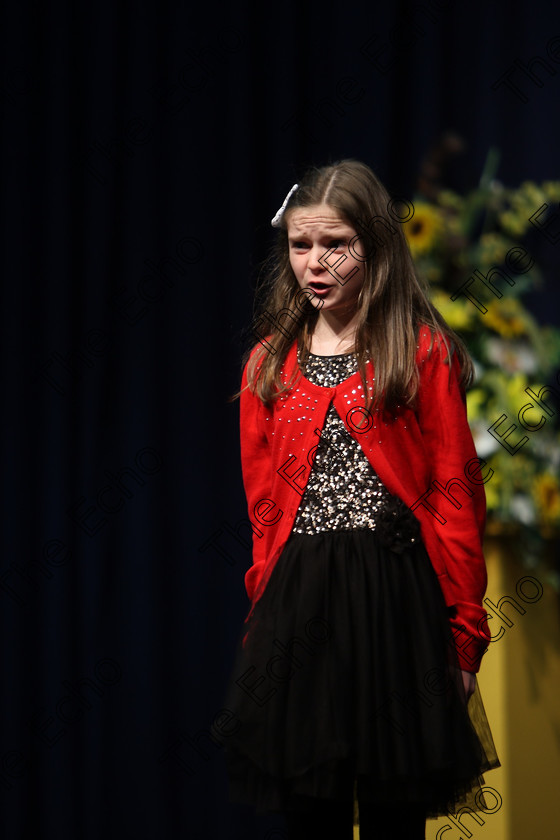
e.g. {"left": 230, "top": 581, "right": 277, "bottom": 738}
{"left": 286, "top": 204, "right": 366, "bottom": 316}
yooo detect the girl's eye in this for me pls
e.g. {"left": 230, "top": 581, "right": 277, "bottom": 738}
{"left": 290, "top": 239, "right": 346, "bottom": 250}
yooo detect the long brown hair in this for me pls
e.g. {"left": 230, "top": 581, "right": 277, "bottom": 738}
{"left": 240, "top": 159, "right": 473, "bottom": 411}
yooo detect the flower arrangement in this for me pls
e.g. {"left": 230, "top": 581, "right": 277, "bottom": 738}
{"left": 405, "top": 140, "right": 560, "bottom": 583}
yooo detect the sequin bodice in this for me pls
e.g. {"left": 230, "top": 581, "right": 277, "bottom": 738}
{"left": 292, "top": 350, "right": 393, "bottom": 534}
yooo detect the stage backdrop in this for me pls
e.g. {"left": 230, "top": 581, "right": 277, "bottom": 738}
{"left": 1, "top": 1, "right": 559, "bottom": 838}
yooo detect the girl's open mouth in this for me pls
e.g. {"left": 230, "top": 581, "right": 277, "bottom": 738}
{"left": 308, "top": 282, "right": 332, "bottom": 295}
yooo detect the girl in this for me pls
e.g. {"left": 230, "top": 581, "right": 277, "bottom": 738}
{"left": 221, "top": 160, "right": 499, "bottom": 839}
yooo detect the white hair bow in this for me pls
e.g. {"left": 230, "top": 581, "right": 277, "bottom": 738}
{"left": 271, "top": 183, "right": 299, "bottom": 228}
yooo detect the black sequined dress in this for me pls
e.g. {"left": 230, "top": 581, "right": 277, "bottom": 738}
{"left": 221, "top": 351, "right": 500, "bottom": 823}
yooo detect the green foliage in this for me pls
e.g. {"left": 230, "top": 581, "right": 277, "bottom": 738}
{"left": 405, "top": 152, "right": 560, "bottom": 571}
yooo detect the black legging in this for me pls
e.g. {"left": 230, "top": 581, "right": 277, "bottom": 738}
{"left": 284, "top": 799, "right": 426, "bottom": 840}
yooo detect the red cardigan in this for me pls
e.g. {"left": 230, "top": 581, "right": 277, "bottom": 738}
{"left": 239, "top": 327, "right": 491, "bottom": 672}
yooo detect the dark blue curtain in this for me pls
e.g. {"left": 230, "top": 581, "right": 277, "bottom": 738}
{"left": 1, "top": 1, "right": 559, "bottom": 838}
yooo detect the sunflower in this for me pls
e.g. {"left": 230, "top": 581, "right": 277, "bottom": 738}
{"left": 484, "top": 298, "right": 528, "bottom": 338}
{"left": 430, "top": 289, "right": 476, "bottom": 331}
{"left": 482, "top": 468, "right": 501, "bottom": 512}
{"left": 498, "top": 209, "right": 528, "bottom": 238}
{"left": 466, "top": 388, "right": 487, "bottom": 422}
{"left": 543, "top": 181, "right": 560, "bottom": 201}
{"left": 404, "top": 204, "right": 443, "bottom": 256}
{"left": 533, "top": 473, "right": 560, "bottom": 527}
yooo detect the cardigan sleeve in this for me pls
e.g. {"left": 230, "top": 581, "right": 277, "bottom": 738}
{"left": 415, "top": 330, "right": 490, "bottom": 672}
{"left": 239, "top": 355, "right": 276, "bottom": 603}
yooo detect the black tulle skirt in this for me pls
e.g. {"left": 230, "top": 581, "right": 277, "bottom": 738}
{"left": 219, "top": 529, "right": 500, "bottom": 822}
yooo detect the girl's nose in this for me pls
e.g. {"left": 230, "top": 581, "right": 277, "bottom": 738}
{"left": 308, "top": 244, "right": 326, "bottom": 271}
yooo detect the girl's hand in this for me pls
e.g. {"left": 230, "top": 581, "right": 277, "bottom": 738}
{"left": 460, "top": 669, "right": 476, "bottom": 701}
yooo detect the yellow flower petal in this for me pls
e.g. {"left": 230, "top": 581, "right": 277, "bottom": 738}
{"left": 404, "top": 204, "right": 443, "bottom": 256}
{"left": 533, "top": 473, "right": 560, "bottom": 525}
